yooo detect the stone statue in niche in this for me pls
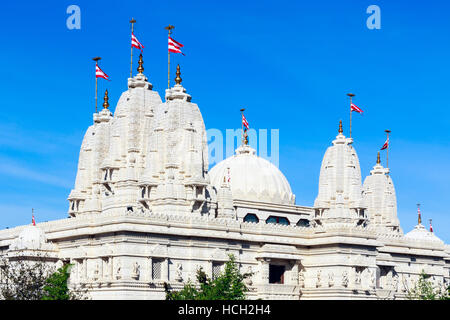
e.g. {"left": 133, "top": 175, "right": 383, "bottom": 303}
{"left": 298, "top": 270, "right": 305, "bottom": 288}
{"left": 354, "top": 268, "right": 361, "bottom": 285}
{"left": 316, "top": 270, "right": 322, "bottom": 288}
{"left": 116, "top": 261, "right": 122, "bottom": 280}
{"left": 93, "top": 262, "right": 100, "bottom": 281}
{"left": 369, "top": 269, "right": 376, "bottom": 288}
{"left": 392, "top": 274, "right": 399, "bottom": 292}
{"left": 328, "top": 271, "right": 334, "bottom": 287}
{"left": 244, "top": 266, "right": 253, "bottom": 286}
{"left": 342, "top": 271, "right": 349, "bottom": 288}
{"left": 175, "top": 263, "right": 183, "bottom": 282}
{"left": 132, "top": 262, "right": 140, "bottom": 280}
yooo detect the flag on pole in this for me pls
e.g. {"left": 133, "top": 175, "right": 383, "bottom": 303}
{"left": 96, "top": 64, "right": 109, "bottom": 80}
{"left": 168, "top": 36, "right": 185, "bottom": 55}
{"left": 350, "top": 103, "right": 363, "bottom": 114}
{"left": 32, "top": 213, "right": 36, "bottom": 226}
{"left": 429, "top": 220, "right": 433, "bottom": 232}
{"left": 242, "top": 114, "right": 249, "bottom": 130}
{"left": 417, "top": 205, "right": 422, "bottom": 224}
{"left": 381, "top": 137, "right": 389, "bottom": 150}
{"left": 131, "top": 32, "right": 144, "bottom": 50}
{"left": 227, "top": 167, "right": 231, "bottom": 183}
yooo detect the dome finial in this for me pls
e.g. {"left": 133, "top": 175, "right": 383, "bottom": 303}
{"left": 376, "top": 151, "right": 381, "bottom": 164}
{"left": 175, "top": 64, "right": 182, "bottom": 85}
{"left": 103, "top": 89, "right": 109, "bottom": 109}
{"left": 338, "top": 120, "right": 343, "bottom": 134}
{"left": 417, "top": 203, "right": 422, "bottom": 225}
{"left": 137, "top": 53, "right": 144, "bottom": 74}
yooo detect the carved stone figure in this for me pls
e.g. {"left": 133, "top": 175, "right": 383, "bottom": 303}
{"left": 392, "top": 274, "right": 399, "bottom": 292}
{"left": 342, "top": 271, "right": 349, "bottom": 287}
{"left": 244, "top": 266, "right": 253, "bottom": 286}
{"left": 93, "top": 262, "right": 100, "bottom": 281}
{"left": 298, "top": 270, "right": 305, "bottom": 288}
{"left": 116, "top": 261, "right": 122, "bottom": 280}
{"left": 354, "top": 268, "right": 361, "bottom": 285}
{"left": 132, "top": 262, "right": 140, "bottom": 280}
{"left": 316, "top": 270, "right": 322, "bottom": 288}
{"left": 328, "top": 271, "right": 334, "bottom": 287}
{"left": 175, "top": 263, "right": 183, "bottom": 282}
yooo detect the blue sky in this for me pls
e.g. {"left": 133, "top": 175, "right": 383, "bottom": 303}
{"left": 0, "top": 0, "right": 448, "bottom": 242}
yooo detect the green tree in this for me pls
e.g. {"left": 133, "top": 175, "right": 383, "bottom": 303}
{"left": 42, "top": 264, "right": 71, "bottom": 300}
{"left": 407, "top": 270, "right": 449, "bottom": 300}
{"left": 165, "top": 254, "right": 253, "bottom": 300}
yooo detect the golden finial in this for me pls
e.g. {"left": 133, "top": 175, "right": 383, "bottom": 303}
{"left": 165, "top": 24, "right": 175, "bottom": 35}
{"left": 175, "top": 64, "right": 182, "bottom": 85}
{"left": 339, "top": 120, "right": 343, "bottom": 133}
{"left": 137, "top": 53, "right": 144, "bottom": 74}
{"left": 377, "top": 151, "right": 381, "bottom": 164}
{"left": 417, "top": 203, "right": 422, "bottom": 225}
{"left": 103, "top": 89, "right": 109, "bottom": 109}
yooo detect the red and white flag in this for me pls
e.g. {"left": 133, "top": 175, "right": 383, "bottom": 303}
{"left": 131, "top": 32, "right": 144, "bottom": 50}
{"left": 242, "top": 114, "right": 249, "bottom": 130}
{"left": 429, "top": 220, "right": 433, "bottom": 233}
{"left": 32, "top": 214, "right": 36, "bottom": 226}
{"left": 380, "top": 137, "right": 389, "bottom": 150}
{"left": 351, "top": 103, "right": 363, "bottom": 114}
{"left": 417, "top": 206, "right": 421, "bottom": 221}
{"left": 227, "top": 167, "right": 231, "bottom": 183}
{"left": 96, "top": 64, "right": 109, "bottom": 80}
{"left": 168, "top": 36, "right": 185, "bottom": 55}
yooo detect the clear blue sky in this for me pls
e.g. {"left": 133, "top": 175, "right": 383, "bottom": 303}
{"left": 0, "top": 0, "right": 448, "bottom": 242}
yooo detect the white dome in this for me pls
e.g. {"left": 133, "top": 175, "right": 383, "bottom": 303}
{"left": 209, "top": 145, "right": 295, "bottom": 205}
{"left": 404, "top": 224, "right": 443, "bottom": 244}
{"left": 11, "top": 226, "right": 47, "bottom": 250}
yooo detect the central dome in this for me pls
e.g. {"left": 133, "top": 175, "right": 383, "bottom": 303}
{"left": 209, "top": 145, "right": 295, "bottom": 205}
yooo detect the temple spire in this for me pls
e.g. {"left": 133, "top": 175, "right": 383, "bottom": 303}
{"left": 376, "top": 151, "right": 381, "bottom": 164}
{"left": 103, "top": 89, "right": 109, "bottom": 109}
{"left": 338, "top": 120, "right": 343, "bottom": 134}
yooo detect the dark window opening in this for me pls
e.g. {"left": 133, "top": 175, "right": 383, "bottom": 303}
{"left": 266, "top": 216, "right": 290, "bottom": 226}
{"left": 269, "top": 264, "right": 285, "bottom": 284}
{"left": 296, "top": 219, "right": 310, "bottom": 227}
{"left": 243, "top": 214, "right": 259, "bottom": 223}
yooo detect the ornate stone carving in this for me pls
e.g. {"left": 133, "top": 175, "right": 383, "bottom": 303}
{"left": 298, "top": 270, "right": 305, "bottom": 288}
{"left": 342, "top": 271, "right": 349, "bottom": 288}
{"left": 328, "top": 271, "right": 334, "bottom": 287}
{"left": 316, "top": 270, "right": 322, "bottom": 288}
{"left": 175, "top": 263, "right": 183, "bottom": 282}
{"left": 132, "top": 262, "right": 140, "bottom": 280}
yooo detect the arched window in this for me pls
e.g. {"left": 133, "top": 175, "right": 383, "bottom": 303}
{"left": 296, "top": 219, "right": 310, "bottom": 227}
{"left": 243, "top": 214, "right": 259, "bottom": 223}
{"left": 266, "top": 216, "right": 290, "bottom": 226}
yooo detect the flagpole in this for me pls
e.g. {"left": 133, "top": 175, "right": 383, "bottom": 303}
{"left": 130, "top": 18, "right": 136, "bottom": 78}
{"left": 347, "top": 93, "right": 355, "bottom": 138}
{"left": 165, "top": 25, "right": 175, "bottom": 89}
{"left": 240, "top": 108, "right": 245, "bottom": 145}
{"left": 93, "top": 57, "right": 101, "bottom": 113}
{"left": 385, "top": 129, "right": 391, "bottom": 168}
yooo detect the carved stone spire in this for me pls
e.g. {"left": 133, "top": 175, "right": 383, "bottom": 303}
{"left": 175, "top": 64, "right": 182, "bottom": 85}
{"left": 137, "top": 53, "right": 144, "bottom": 74}
{"left": 377, "top": 151, "right": 381, "bottom": 164}
{"left": 338, "top": 120, "right": 343, "bottom": 134}
{"left": 103, "top": 89, "right": 109, "bottom": 109}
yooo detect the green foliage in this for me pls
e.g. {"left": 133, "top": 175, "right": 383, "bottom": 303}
{"left": 407, "top": 270, "right": 449, "bottom": 300}
{"left": 165, "top": 254, "right": 253, "bottom": 300}
{"left": 42, "top": 264, "right": 72, "bottom": 300}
